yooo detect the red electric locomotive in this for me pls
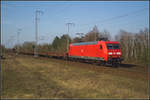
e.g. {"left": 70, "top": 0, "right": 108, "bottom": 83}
{"left": 68, "top": 40, "right": 123, "bottom": 65}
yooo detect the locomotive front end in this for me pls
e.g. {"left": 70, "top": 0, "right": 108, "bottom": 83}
{"left": 106, "top": 43, "right": 123, "bottom": 65}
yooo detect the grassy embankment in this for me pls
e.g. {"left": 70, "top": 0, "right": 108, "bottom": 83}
{"left": 1, "top": 53, "right": 149, "bottom": 98}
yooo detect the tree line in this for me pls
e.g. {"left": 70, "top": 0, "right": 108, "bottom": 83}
{"left": 19, "top": 34, "right": 71, "bottom": 53}
{"left": 116, "top": 28, "right": 149, "bottom": 65}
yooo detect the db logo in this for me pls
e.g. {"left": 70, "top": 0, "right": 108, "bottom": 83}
{"left": 81, "top": 49, "right": 84, "bottom": 53}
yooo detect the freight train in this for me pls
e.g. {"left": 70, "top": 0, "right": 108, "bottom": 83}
{"left": 19, "top": 40, "right": 123, "bottom": 66}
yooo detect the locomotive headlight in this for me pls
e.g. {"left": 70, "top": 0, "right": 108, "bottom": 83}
{"left": 108, "top": 52, "right": 112, "bottom": 55}
{"left": 117, "top": 52, "right": 121, "bottom": 55}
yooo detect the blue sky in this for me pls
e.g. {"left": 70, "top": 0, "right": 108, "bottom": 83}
{"left": 1, "top": 1, "right": 149, "bottom": 48}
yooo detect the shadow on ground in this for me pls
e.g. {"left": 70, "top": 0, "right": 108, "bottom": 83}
{"left": 119, "top": 63, "right": 136, "bottom": 68}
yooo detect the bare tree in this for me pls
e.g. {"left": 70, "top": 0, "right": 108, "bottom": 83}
{"left": 115, "top": 28, "right": 149, "bottom": 65}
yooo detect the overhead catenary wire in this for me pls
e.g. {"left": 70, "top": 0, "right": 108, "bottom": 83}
{"left": 51, "top": 4, "right": 73, "bottom": 18}
{"left": 75, "top": 7, "right": 148, "bottom": 33}
{"left": 108, "top": 14, "right": 148, "bottom": 29}
{"left": 81, "top": 7, "right": 148, "bottom": 26}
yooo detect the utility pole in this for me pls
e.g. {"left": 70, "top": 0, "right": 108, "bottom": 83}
{"left": 16, "top": 28, "right": 22, "bottom": 55}
{"left": 66, "top": 23, "right": 75, "bottom": 52}
{"left": 10, "top": 35, "right": 15, "bottom": 48}
{"left": 148, "top": 28, "right": 150, "bottom": 70}
{"left": 34, "top": 10, "right": 43, "bottom": 57}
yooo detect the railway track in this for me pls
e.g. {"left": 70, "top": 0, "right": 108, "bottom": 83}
{"left": 7, "top": 52, "right": 148, "bottom": 80}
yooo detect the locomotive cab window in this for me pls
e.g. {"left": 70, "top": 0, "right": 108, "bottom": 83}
{"left": 100, "top": 45, "right": 103, "bottom": 49}
{"left": 107, "top": 44, "right": 113, "bottom": 49}
{"left": 107, "top": 44, "right": 120, "bottom": 49}
{"left": 113, "top": 44, "right": 120, "bottom": 49}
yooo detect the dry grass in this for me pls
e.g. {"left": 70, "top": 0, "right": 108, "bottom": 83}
{"left": 1, "top": 53, "right": 149, "bottom": 99}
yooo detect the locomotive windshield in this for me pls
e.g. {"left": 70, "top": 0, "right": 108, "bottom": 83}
{"left": 107, "top": 44, "right": 120, "bottom": 49}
